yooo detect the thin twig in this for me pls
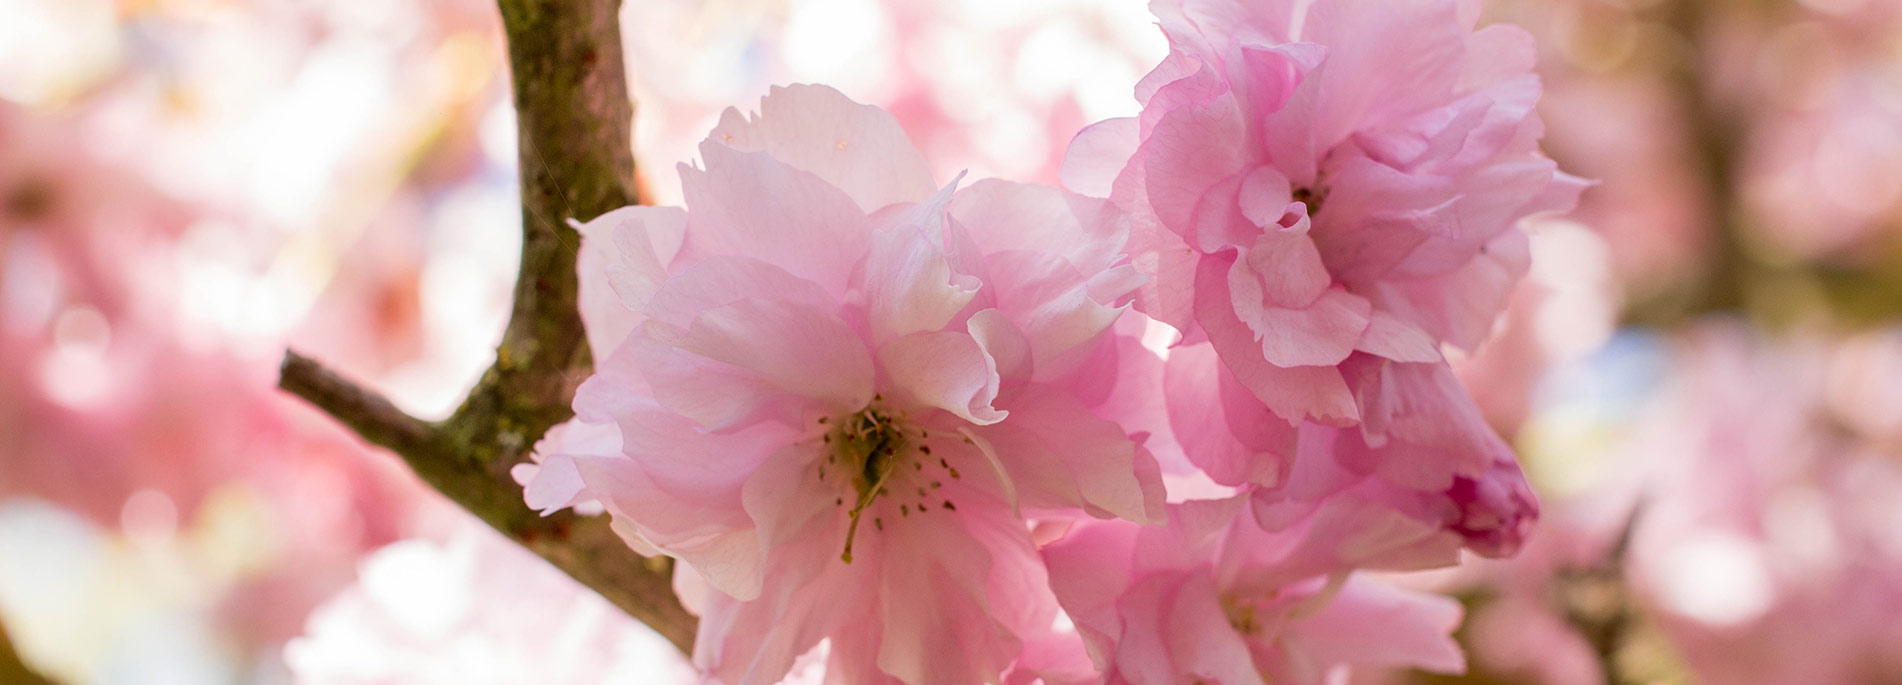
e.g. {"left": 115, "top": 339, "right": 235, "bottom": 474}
{"left": 280, "top": 352, "right": 697, "bottom": 653}
{"left": 279, "top": 351, "right": 436, "bottom": 458}
{"left": 1554, "top": 504, "right": 1646, "bottom": 685}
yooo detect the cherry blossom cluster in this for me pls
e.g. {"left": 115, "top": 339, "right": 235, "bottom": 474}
{"left": 522, "top": 0, "right": 1580, "bottom": 681}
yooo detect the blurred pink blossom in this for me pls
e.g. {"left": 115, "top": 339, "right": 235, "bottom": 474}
{"left": 286, "top": 521, "right": 697, "bottom": 684}
{"left": 1622, "top": 326, "right": 1902, "bottom": 683}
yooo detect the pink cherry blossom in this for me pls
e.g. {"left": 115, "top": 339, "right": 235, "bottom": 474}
{"left": 1041, "top": 495, "right": 1464, "bottom": 684}
{"left": 286, "top": 521, "right": 699, "bottom": 685}
{"left": 1158, "top": 337, "right": 1538, "bottom": 560}
{"left": 1063, "top": 0, "right": 1584, "bottom": 426}
{"left": 1620, "top": 327, "right": 1902, "bottom": 684}
{"left": 526, "top": 84, "right": 1165, "bottom": 684}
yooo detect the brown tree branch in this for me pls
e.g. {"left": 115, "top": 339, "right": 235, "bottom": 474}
{"left": 280, "top": 352, "right": 696, "bottom": 653}
{"left": 1622, "top": 0, "right": 1758, "bottom": 326}
{"left": 1554, "top": 507, "right": 1644, "bottom": 685}
{"left": 278, "top": 0, "right": 697, "bottom": 655}
{"left": 0, "top": 618, "right": 53, "bottom": 685}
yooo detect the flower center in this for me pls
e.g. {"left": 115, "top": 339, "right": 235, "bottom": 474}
{"left": 817, "top": 398, "right": 964, "bottom": 563}
{"left": 1222, "top": 595, "right": 1263, "bottom": 636}
{"left": 1291, "top": 185, "right": 1325, "bottom": 216}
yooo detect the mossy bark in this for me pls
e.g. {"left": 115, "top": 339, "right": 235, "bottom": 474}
{"left": 280, "top": 0, "right": 696, "bottom": 655}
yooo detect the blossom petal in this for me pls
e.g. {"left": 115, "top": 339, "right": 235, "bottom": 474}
{"left": 573, "top": 448, "right": 766, "bottom": 600}
{"left": 1296, "top": 576, "right": 1466, "bottom": 674}
{"left": 1196, "top": 253, "right": 1359, "bottom": 424}
{"left": 969, "top": 387, "right": 1165, "bottom": 524}
{"left": 1356, "top": 309, "right": 1444, "bottom": 363}
{"left": 1060, "top": 117, "right": 1139, "bottom": 198}
{"left": 865, "top": 224, "right": 979, "bottom": 344}
{"left": 678, "top": 142, "right": 872, "bottom": 295}
{"left": 1142, "top": 94, "right": 1251, "bottom": 241}
{"left": 879, "top": 331, "right": 1007, "bottom": 425}
{"left": 1365, "top": 228, "right": 1529, "bottom": 352}
{"left": 709, "top": 83, "right": 936, "bottom": 212}
{"left": 1163, "top": 343, "right": 1295, "bottom": 488}
{"left": 646, "top": 298, "right": 874, "bottom": 428}
{"left": 948, "top": 179, "right": 1129, "bottom": 275}
{"left": 642, "top": 254, "right": 834, "bottom": 330}
{"left": 573, "top": 205, "right": 688, "bottom": 354}
{"left": 876, "top": 492, "right": 1043, "bottom": 684}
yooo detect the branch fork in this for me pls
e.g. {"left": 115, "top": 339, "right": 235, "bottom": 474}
{"left": 279, "top": 0, "right": 696, "bottom": 654}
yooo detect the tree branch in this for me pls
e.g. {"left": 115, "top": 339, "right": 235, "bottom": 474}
{"left": 281, "top": 353, "right": 696, "bottom": 653}
{"left": 1623, "top": 0, "right": 1756, "bottom": 325}
{"left": 278, "top": 0, "right": 698, "bottom": 655}
{"left": 280, "top": 351, "right": 436, "bottom": 458}
{"left": 0, "top": 618, "right": 53, "bottom": 685}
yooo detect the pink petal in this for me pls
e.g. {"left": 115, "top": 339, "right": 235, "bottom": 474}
{"left": 1005, "top": 632, "right": 1099, "bottom": 685}
{"left": 1364, "top": 228, "right": 1529, "bottom": 352}
{"left": 1228, "top": 278, "right": 1372, "bottom": 370}
{"left": 947, "top": 179, "right": 1129, "bottom": 277}
{"left": 972, "top": 251, "right": 1131, "bottom": 376}
{"left": 1125, "top": 210, "right": 1202, "bottom": 333}
{"left": 572, "top": 449, "right": 765, "bottom": 599}
{"left": 1042, "top": 520, "right": 1140, "bottom": 652}
{"left": 1163, "top": 343, "right": 1295, "bottom": 488}
{"left": 1443, "top": 456, "right": 1539, "bottom": 558}
{"left": 1296, "top": 575, "right": 1466, "bottom": 674}
{"left": 875, "top": 494, "right": 1044, "bottom": 684}
{"left": 1107, "top": 572, "right": 1199, "bottom": 683}
{"left": 1061, "top": 117, "right": 1139, "bottom": 198}
{"left": 708, "top": 83, "right": 936, "bottom": 213}
{"left": 1134, "top": 50, "right": 1207, "bottom": 110}
{"left": 868, "top": 172, "right": 962, "bottom": 243}
{"left": 1307, "top": 155, "right": 1452, "bottom": 283}
{"left": 879, "top": 330, "right": 1007, "bottom": 426}
{"left": 633, "top": 333, "right": 803, "bottom": 432}
{"left": 516, "top": 453, "right": 586, "bottom": 515}
{"left": 1284, "top": 0, "right": 1466, "bottom": 150}
{"left": 1233, "top": 214, "right": 1337, "bottom": 315}
{"left": 693, "top": 521, "right": 861, "bottom": 685}
{"left": 644, "top": 298, "right": 874, "bottom": 428}
{"left": 967, "top": 308, "right": 1033, "bottom": 391}
{"left": 864, "top": 224, "right": 979, "bottom": 344}
{"left": 1389, "top": 160, "right": 1559, "bottom": 278}
{"left": 1160, "top": 573, "right": 1267, "bottom": 684}
{"left": 573, "top": 205, "right": 687, "bottom": 355}
{"left": 1341, "top": 356, "right": 1499, "bottom": 487}
{"left": 1195, "top": 252, "right": 1359, "bottom": 424}
{"left": 941, "top": 180, "right": 1140, "bottom": 371}
{"left": 1142, "top": 95, "right": 1252, "bottom": 241}
{"left": 740, "top": 445, "right": 840, "bottom": 548}
{"left": 677, "top": 142, "right": 872, "bottom": 296}
{"left": 1231, "top": 489, "right": 1461, "bottom": 591}
{"left": 641, "top": 254, "right": 834, "bottom": 330}
{"left": 1355, "top": 308, "right": 1444, "bottom": 363}
{"left": 1150, "top": 2, "right": 1292, "bottom": 74}
{"left": 1231, "top": 43, "right": 1327, "bottom": 125}
{"left": 969, "top": 386, "right": 1166, "bottom": 524}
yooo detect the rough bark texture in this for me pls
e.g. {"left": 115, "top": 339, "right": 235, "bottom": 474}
{"left": 279, "top": 0, "right": 697, "bottom": 655}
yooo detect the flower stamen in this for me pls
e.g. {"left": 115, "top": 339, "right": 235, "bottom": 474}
{"left": 836, "top": 403, "right": 907, "bottom": 563}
